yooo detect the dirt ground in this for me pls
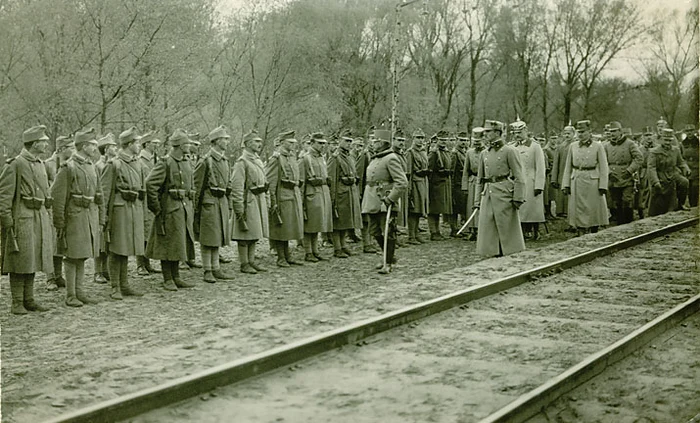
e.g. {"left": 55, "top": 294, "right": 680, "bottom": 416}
{"left": 131, "top": 221, "right": 698, "bottom": 423}
{"left": 0, "top": 211, "right": 696, "bottom": 423}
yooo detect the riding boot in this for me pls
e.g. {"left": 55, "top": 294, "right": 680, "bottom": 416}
{"left": 74, "top": 259, "right": 98, "bottom": 304}
{"left": 52, "top": 255, "right": 66, "bottom": 287}
{"left": 248, "top": 242, "right": 267, "bottom": 272}
{"left": 362, "top": 223, "right": 377, "bottom": 253}
{"left": 161, "top": 260, "right": 177, "bottom": 291}
{"left": 172, "top": 261, "right": 195, "bottom": 288}
{"left": 121, "top": 256, "right": 143, "bottom": 297}
{"left": 276, "top": 242, "right": 290, "bottom": 267}
{"left": 109, "top": 254, "right": 123, "bottom": 300}
{"left": 532, "top": 223, "right": 540, "bottom": 241}
{"left": 23, "top": 273, "right": 49, "bottom": 311}
{"left": 9, "top": 274, "right": 28, "bottom": 315}
{"left": 64, "top": 259, "right": 83, "bottom": 307}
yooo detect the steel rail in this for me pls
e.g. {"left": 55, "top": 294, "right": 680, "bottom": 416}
{"left": 43, "top": 217, "right": 699, "bottom": 423}
{"left": 480, "top": 293, "right": 700, "bottom": 423}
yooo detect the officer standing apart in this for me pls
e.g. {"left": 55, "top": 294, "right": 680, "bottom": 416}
{"left": 0, "top": 125, "right": 54, "bottom": 314}
{"left": 101, "top": 127, "right": 146, "bottom": 299}
{"left": 194, "top": 125, "right": 236, "bottom": 283}
{"left": 404, "top": 128, "right": 429, "bottom": 245}
{"left": 266, "top": 130, "right": 305, "bottom": 267}
{"left": 450, "top": 131, "right": 469, "bottom": 237}
{"left": 603, "top": 121, "right": 643, "bottom": 225}
{"left": 51, "top": 128, "right": 103, "bottom": 307}
{"left": 137, "top": 131, "right": 162, "bottom": 276}
{"left": 361, "top": 129, "right": 408, "bottom": 274}
{"left": 647, "top": 128, "right": 691, "bottom": 216}
{"left": 474, "top": 120, "right": 526, "bottom": 257}
{"left": 45, "top": 135, "right": 74, "bottom": 291}
{"left": 561, "top": 120, "right": 609, "bottom": 234}
{"left": 327, "top": 131, "right": 362, "bottom": 258}
{"left": 551, "top": 122, "right": 576, "bottom": 218}
{"left": 144, "top": 129, "right": 197, "bottom": 291}
{"left": 299, "top": 132, "right": 333, "bottom": 262}
{"left": 511, "top": 119, "right": 546, "bottom": 240}
{"left": 427, "top": 130, "right": 453, "bottom": 241}
{"left": 231, "top": 130, "right": 269, "bottom": 274}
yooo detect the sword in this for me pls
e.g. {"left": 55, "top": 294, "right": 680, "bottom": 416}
{"left": 456, "top": 208, "right": 479, "bottom": 236}
{"left": 383, "top": 203, "right": 392, "bottom": 269}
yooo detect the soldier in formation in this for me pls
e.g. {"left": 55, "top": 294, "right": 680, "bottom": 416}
{"left": 299, "top": 132, "right": 333, "bottom": 262}
{"left": 405, "top": 129, "right": 429, "bottom": 244}
{"left": 137, "top": 131, "right": 162, "bottom": 276}
{"left": 328, "top": 132, "right": 362, "bottom": 258}
{"left": 450, "top": 132, "right": 468, "bottom": 237}
{"left": 427, "top": 130, "right": 453, "bottom": 241}
{"left": 510, "top": 119, "right": 546, "bottom": 240}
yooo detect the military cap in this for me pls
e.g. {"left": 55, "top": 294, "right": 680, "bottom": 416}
{"left": 684, "top": 124, "right": 696, "bottom": 132}
{"left": 23, "top": 125, "right": 50, "bottom": 143}
{"left": 564, "top": 120, "right": 575, "bottom": 132}
{"left": 608, "top": 121, "right": 622, "bottom": 130}
{"left": 436, "top": 129, "right": 450, "bottom": 139}
{"left": 168, "top": 128, "right": 192, "bottom": 147}
{"left": 187, "top": 131, "right": 202, "bottom": 147}
{"left": 604, "top": 123, "right": 611, "bottom": 133}
{"left": 206, "top": 125, "right": 230, "bottom": 143}
{"left": 277, "top": 130, "right": 296, "bottom": 141}
{"left": 56, "top": 135, "right": 74, "bottom": 150}
{"left": 74, "top": 127, "right": 98, "bottom": 145}
{"left": 119, "top": 127, "right": 142, "bottom": 146}
{"left": 656, "top": 117, "right": 668, "bottom": 127}
{"left": 374, "top": 129, "right": 391, "bottom": 142}
{"left": 412, "top": 128, "right": 426, "bottom": 138}
{"left": 394, "top": 129, "right": 406, "bottom": 140}
{"left": 340, "top": 129, "right": 353, "bottom": 141}
{"left": 140, "top": 130, "right": 162, "bottom": 145}
{"left": 472, "top": 127, "right": 485, "bottom": 135}
{"left": 642, "top": 126, "right": 653, "bottom": 135}
{"left": 243, "top": 130, "right": 263, "bottom": 144}
{"left": 622, "top": 128, "right": 632, "bottom": 135}
{"left": 483, "top": 120, "right": 505, "bottom": 134}
{"left": 509, "top": 117, "right": 527, "bottom": 132}
{"left": 310, "top": 132, "right": 327, "bottom": 143}
{"left": 351, "top": 137, "right": 364, "bottom": 146}
{"left": 97, "top": 133, "right": 117, "bottom": 148}
{"left": 328, "top": 136, "right": 339, "bottom": 145}
{"left": 575, "top": 120, "right": 591, "bottom": 131}
{"left": 661, "top": 127, "right": 675, "bottom": 138}
{"left": 457, "top": 131, "right": 469, "bottom": 139}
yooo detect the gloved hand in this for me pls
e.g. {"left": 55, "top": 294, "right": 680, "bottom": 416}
{"left": 382, "top": 197, "right": 394, "bottom": 208}
{"left": 561, "top": 187, "right": 571, "bottom": 196}
{"left": 512, "top": 200, "right": 524, "bottom": 209}
{"left": 1, "top": 215, "right": 13, "bottom": 229}
{"left": 534, "top": 189, "right": 543, "bottom": 196}
{"left": 598, "top": 188, "right": 607, "bottom": 196}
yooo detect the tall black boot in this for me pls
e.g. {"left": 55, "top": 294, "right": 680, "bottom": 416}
{"left": 109, "top": 254, "right": 123, "bottom": 300}
{"left": 23, "top": 273, "right": 49, "bottom": 311}
{"left": 9, "top": 273, "right": 28, "bottom": 315}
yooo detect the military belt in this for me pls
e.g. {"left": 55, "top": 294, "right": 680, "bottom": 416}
{"left": 573, "top": 165, "right": 597, "bottom": 171}
{"left": 306, "top": 178, "right": 328, "bottom": 187}
{"left": 367, "top": 180, "right": 391, "bottom": 187}
{"left": 280, "top": 180, "right": 299, "bottom": 189}
{"left": 118, "top": 189, "right": 139, "bottom": 202}
{"left": 413, "top": 169, "right": 430, "bottom": 177}
{"left": 481, "top": 175, "right": 510, "bottom": 184}
{"left": 71, "top": 194, "right": 95, "bottom": 208}
{"left": 168, "top": 189, "right": 188, "bottom": 200}
{"left": 250, "top": 184, "right": 269, "bottom": 195}
{"left": 340, "top": 176, "right": 356, "bottom": 186}
{"left": 21, "top": 196, "right": 46, "bottom": 209}
{"left": 209, "top": 187, "right": 227, "bottom": 198}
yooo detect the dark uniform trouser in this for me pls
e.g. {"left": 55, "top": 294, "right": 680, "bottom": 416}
{"left": 649, "top": 182, "right": 676, "bottom": 217}
{"left": 608, "top": 186, "right": 635, "bottom": 224}
{"left": 673, "top": 173, "right": 689, "bottom": 208}
{"left": 368, "top": 211, "right": 397, "bottom": 264}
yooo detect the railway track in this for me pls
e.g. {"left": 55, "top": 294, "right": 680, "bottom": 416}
{"left": 43, "top": 216, "right": 699, "bottom": 423}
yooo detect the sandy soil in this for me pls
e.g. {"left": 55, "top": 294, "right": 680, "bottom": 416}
{"left": 130, "top": 216, "right": 699, "bottom": 423}
{"left": 0, "top": 211, "right": 696, "bottom": 423}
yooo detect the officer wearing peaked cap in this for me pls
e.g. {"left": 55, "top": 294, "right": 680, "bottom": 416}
{"left": 0, "top": 125, "right": 53, "bottom": 314}
{"left": 101, "top": 126, "right": 146, "bottom": 299}
{"left": 404, "top": 128, "right": 429, "bottom": 244}
{"left": 193, "top": 125, "right": 235, "bottom": 282}
{"left": 93, "top": 133, "right": 117, "bottom": 284}
{"left": 550, "top": 121, "right": 576, "bottom": 218}
{"left": 474, "top": 120, "right": 526, "bottom": 257}
{"left": 299, "top": 132, "right": 333, "bottom": 262}
{"left": 327, "top": 130, "right": 362, "bottom": 258}
{"left": 137, "top": 131, "right": 162, "bottom": 276}
{"left": 511, "top": 118, "right": 546, "bottom": 240}
{"left": 647, "top": 128, "right": 691, "bottom": 216}
{"left": 460, "top": 127, "right": 485, "bottom": 239}
{"left": 427, "top": 129, "right": 453, "bottom": 240}
{"left": 561, "top": 120, "right": 609, "bottom": 234}
{"left": 449, "top": 131, "right": 469, "bottom": 237}
{"left": 266, "top": 130, "right": 305, "bottom": 266}
{"left": 603, "top": 121, "right": 643, "bottom": 225}
{"left": 51, "top": 127, "right": 104, "bottom": 307}
{"left": 145, "top": 129, "right": 197, "bottom": 291}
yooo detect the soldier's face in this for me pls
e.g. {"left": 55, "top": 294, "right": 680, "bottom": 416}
{"left": 412, "top": 137, "right": 424, "bottom": 149}
{"left": 437, "top": 138, "right": 448, "bottom": 149}
{"left": 339, "top": 138, "right": 352, "bottom": 151}
{"left": 312, "top": 140, "right": 327, "bottom": 154}
{"left": 31, "top": 139, "right": 49, "bottom": 155}
{"left": 662, "top": 135, "right": 674, "bottom": 148}
{"left": 59, "top": 145, "right": 74, "bottom": 160}
{"left": 249, "top": 138, "right": 263, "bottom": 153}
{"left": 106, "top": 145, "right": 118, "bottom": 157}
{"left": 83, "top": 143, "right": 98, "bottom": 157}
{"left": 393, "top": 138, "right": 405, "bottom": 150}
{"left": 181, "top": 143, "right": 192, "bottom": 155}
{"left": 577, "top": 129, "right": 591, "bottom": 141}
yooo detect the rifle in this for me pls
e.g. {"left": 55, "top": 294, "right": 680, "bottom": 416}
{"left": 157, "top": 158, "right": 170, "bottom": 236}
{"left": 193, "top": 156, "right": 211, "bottom": 235}
{"left": 239, "top": 159, "right": 249, "bottom": 232}
{"left": 103, "top": 159, "right": 120, "bottom": 245}
{"left": 270, "top": 155, "right": 284, "bottom": 226}
{"left": 6, "top": 227, "right": 19, "bottom": 253}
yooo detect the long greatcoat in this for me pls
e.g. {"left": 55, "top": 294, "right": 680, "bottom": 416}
{"left": 551, "top": 140, "right": 574, "bottom": 215}
{"left": 561, "top": 140, "right": 610, "bottom": 228}
{"left": 230, "top": 150, "right": 269, "bottom": 241}
{"left": 475, "top": 143, "right": 526, "bottom": 257}
{"left": 144, "top": 152, "right": 195, "bottom": 262}
{"left": 51, "top": 152, "right": 104, "bottom": 259}
{"left": 361, "top": 148, "right": 408, "bottom": 214}
{"left": 647, "top": 145, "right": 690, "bottom": 215}
{"left": 327, "top": 148, "right": 362, "bottom": 231}
{"left": 0, "top": 149, "right": 54, "bottom": 274}
{"left": 404, "top": 147, "right": 429, "bottom": 216}
{"left": 266, "top": 149, "right": 304, "bottom": 241}
{"left": 515, "top": 139, "right": 546, "bottom": 223}
{"left": 101, "top": 151, "right": 145, "bottom": 256}
{"left": 394, "top": 148, "right": 409, "bottom": 226}
{"left": 138, "top": 149, "right": 157, "bottom": 245}
{"left": 299, "top": 150, "right": 333, "bottom": 233}
{"left": 451, "top": 148, "right": 467, "bottom": 216}
{"left": 193, "top": 149, "right": 231, "bottom": 247}
{"left": 461, "top": 147, "right": 483, "bottom": 229}
{"left": 428, "top": 148, "right": 453, "bottom": 215}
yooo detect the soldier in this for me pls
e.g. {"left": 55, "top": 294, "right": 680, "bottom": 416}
{"left": 101, "top": 127, "right": 146, "bottom": 299}
{"left": 511, "top": 119, "right": 546, "bottom": 240}
{"left": 93, "top": 134, "right": 117, "bottom": 284}
{"left": 635, "top": 126, "right": 655, "bottom": 219}
{"left": 542, "top": 135, "right": 557, "bottom": 219}
{"left": 299, "top": 132, "right": 333, "bottom": 262}
{"left": 474, "top": 120, "right": 525, "bottom": 257}
{"left": 266, "top": 130, "right": 305, "bottom": 267}
{"left": 405, "top": 128, "right": 429, "bottom": 244}
{"left": 355, "top": 132, "right": 379, "bottom": 253}
{"left": 460, "top": 127, "right": 485, "bottom": 241}
{"left": 193, "top": 125, "right": 236, "bottom": 283}
{"left": 681, "top": 124, "right": 699, "bottom": 207}
{"left": 603, "top": 121, "right": 644, "bottom": 225}
{"left": 449, "top": 131, "right": 468, "bottom": 237}
{"left": 551, "top": 122, "right": 576, "bottom": 218}
{"left": 143, "top": 129, "right": 197, "bottom": 291}
{"left": 647, "top": 128, "right": 691, "bottom": 216}
{"left": 361, "top": 129, "right": 407, "bottom": 274}
{"left": 137, "top": 131, "right": 162, "bottom": 275}
{"left": 427, "top": 130, "right": 453, "bottom": 240}
{"left": 44, "top": 135, "right": 74, "bottom": 291}
{"left": 0, "top": 125, "right": 53, "bottom": 314}
{"left": 51, "top": 128, "right": 103, "bottom": 307}
{"left": 561, "top": 120, "right": 610, "bottom": 234}
{"left": 327, "top": 131, "right": 362, "bottom": 258}
{"left": 392, "top": 129, "right": 409, "bottom": 235}
{"left": 231, "top": 130, "right": 269, "bottom": 274}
